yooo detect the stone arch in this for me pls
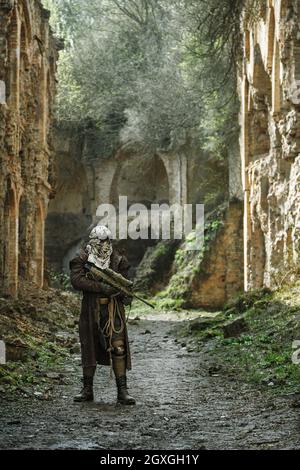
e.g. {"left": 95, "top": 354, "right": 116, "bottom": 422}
{"left": 41, "top": 68, "right": 51, "bottom": 146}
{"left": 34, "top": 200, "right": 45, "bottom": 287}
{"left": 109, "top": 153, "right": 170, "bottom": 208}
{"left": 267, "top": 7, "right": 275, "bottom": 73}
{"left": 245, "top": 30, "right": 250, "bottom": 62}
{"left": 272, "top": 38, "right": 281, "bottom": 113}
{"left": 18, "top": 194, "right": 28, "bottom": 278}
{"left": 91, "top": 150, "right": 188, "bottom": 217}
{"left": 19, "top": 22, "right": 29, "bottom": 115}
{"left": 6, "top": 7, "right": 20, "bottom": 109}
{"left": 105, "top": 153, "right": 171, "bottom": 268}
{"left": 158, "top": 152, "right": 188, "bottom": 205}
{"left": 241, "top": 76, "right": 251, "bottom": 290}
{"left": 22, "top": 0, "right": 33, "bottom": 40}
{"left": 45, "top": 69, "right": 51, "bottom": 144}
{"left": 265, "top": 5, "right": 281, "bottom": 114}
{"left": 2, "top": 179, "right": 18, "bottom": 296}
{"left": 45, "top": 126, "right": 93, "bottom": 273}
{"left": 241, "top": 77, "right": 250, "bottom": 169}
{"left": 249, "top": 218, "right": 266, "bottom": 289}
{"left": 250, "top": 45, "right": 272, "bottom": 159}
{"left": 280, "top": 0, "right": 288, "bottom": 19}
{"left": 252, "top": 44, "right": 272, "bottom": 99}
{"left": 20, "top": 22, "right": 30, "bottom": 70}
{"left": 37, "top": 61, "right": 48, "bottom": 145}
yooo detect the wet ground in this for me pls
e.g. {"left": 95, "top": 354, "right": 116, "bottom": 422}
{"left": 0, "top": 316, "right": 299, "bottom": 450}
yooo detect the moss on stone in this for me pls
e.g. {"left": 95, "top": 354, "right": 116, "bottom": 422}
{"left": 160, "top": 212, "right": 225, "bottom": 307}
{"left": 134, "top": 239, "right": 180, "bottom": 293}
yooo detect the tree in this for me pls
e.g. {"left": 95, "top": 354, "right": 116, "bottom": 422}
{"left": 43, "top": 0, "right": 242, "bottom": 158}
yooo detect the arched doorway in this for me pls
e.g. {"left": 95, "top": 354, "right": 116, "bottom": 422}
{"left": 34, "top": 201, "right": 44, "bottom": 287}
{"left": 6, "top": 7, "right": 20, "bottom": 110}
{"left": 18, "top": 194, "right": 28, "bottom": 278}
{"left": 250, "top": 45, "right": 272, "bottom": 160}
{"left": 19, "top": 21, "right": 30, "bottom": 116}
{"left": 110, "top": 154, "right": 169, "bottom": 207}
{"left": 2, "top": 181, "right": 18, "bottom": 296}
{"left": 109, "top": 154, "right": 170, "bottom": 269}
{"left": 267, "top": 7, "right": 275, "bottom": 73}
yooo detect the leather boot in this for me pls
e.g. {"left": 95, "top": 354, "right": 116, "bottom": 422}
{"left": 116, "top": 375, "right": 136, "bottom": 405}
{"left": 73, "top": 376, "right": 94, "bottom": 402}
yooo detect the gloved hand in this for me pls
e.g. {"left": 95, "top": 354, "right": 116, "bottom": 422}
{"left": 98, "top": 281, "right": 120, "bottom": 297}
{"left": 85, "top": 270, "right": 119, "bottom": 296}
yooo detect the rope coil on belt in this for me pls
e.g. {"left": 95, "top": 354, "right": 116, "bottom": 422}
{"left": 100, "top": 293, "right": 125, "bottom": 377}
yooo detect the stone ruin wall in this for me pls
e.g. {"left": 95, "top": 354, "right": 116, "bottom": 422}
{"left": 189, "top": 200, "right": 244, "bottom": 309}
{"left": 0, "top": 0, "right": 60, "bottom": 296}
{"left": 240, "top": 0, "right": 300, "bottom": 290}
{"left": 5, "top": 0, "right": 293, "bottom": 305}
{"left": 45, "top": 123, "right": 93, "bottom": 272}
{"left": 45, "top": 122, "right": 229, "bottom": 273}
{"left": 46, "top": 122, "right": 191, "bottom": 273}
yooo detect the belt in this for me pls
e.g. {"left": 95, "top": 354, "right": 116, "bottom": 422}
{"left": 98, "top": 297, "right": 110, "bottom": 305}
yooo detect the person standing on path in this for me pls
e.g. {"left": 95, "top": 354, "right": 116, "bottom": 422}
{"left": 69, "top": 224, "right": 135, "bottom": 405}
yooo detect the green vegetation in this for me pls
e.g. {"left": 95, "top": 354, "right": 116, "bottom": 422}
{"left": 43, "top": 0, "right": 241, "bottom": 158}
{"left": 0, "top": 340, "right": 68, "bottom": 393}
{"left": 134, "top": 239, "right": 179, "bottom": 293}
{"left": 188, "top": 286, "right": 300, "bottom": 395}
{"left": 48, "top": 270, "right": 72, "bottom": 290}
{"left": 0, "top": 284, "right": 79, "bottom": 395}
{"left": 157, "top": 213, "right": 225, "bottom": 308}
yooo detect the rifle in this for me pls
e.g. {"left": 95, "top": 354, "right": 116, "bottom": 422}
{"left": 84, "top": 263, "right": 155, "bottom": 309}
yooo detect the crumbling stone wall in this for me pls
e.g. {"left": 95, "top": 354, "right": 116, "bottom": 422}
{"left": 46, "top": 123, "right": 211, "bottom": 271}
{"left": 240, "top": 0, "right": 300, "bottom": 290}
{"left": 160, "top": 200, "right": 244, "bottom": 310}
{"left": 45, "top": 123, "right": 93, "bottom": 272}
{"left": 46, "top": 116, "right": 232, "bottom": 283}
{"left": 46, "top": 123, "right": 174, "bottom": 272}
{"left": 0, "top": 0, "right": 60, "bottom": 296}
{"left": 190, "top": 201, "right": 244, "bottom": 309}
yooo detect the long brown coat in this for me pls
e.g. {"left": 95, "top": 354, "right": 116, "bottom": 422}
{"left": 69, "top": 248, "right": 132, "bottom": 370}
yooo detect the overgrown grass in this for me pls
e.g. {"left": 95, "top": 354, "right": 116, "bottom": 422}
{"left": 0, "top": 339, "right": 68, "bottom": 393}
{"left": 0, "top": 283, "right": 79, "bottom": 395}
{"left": 49, "top": 270, "right": 72, "bottom": 290}
{"left": 189, "top": 285, "right": 300, "bottom": 395}
{"left": 161, "top": 216, "right": 225, "bottom": 306}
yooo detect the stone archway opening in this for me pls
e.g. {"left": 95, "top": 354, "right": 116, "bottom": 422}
{"left": 280, "top": 0, "right": 288, "bottom": 19}
{"left": 245, "top": 30, "right": 250, "bottom": 62}
{"left": 45, "top": 147, "right": 92, "bottom": 273}
{"left": 6, "top": 7, "right": 19, "bottom": 109}
{"left": 44, "top": 70, "right": 51, "bottom": 145}
{"left": 250, "top": 45, "right": 272, "bottom": 160}
{"left": 267, "top": 7, "right": 275, "bottom": 73}
{"left": 2, "top": 181, "right": 18, "bottom": 296}
{"left": 250, "top": 219, "right": 266, "bottom": 289}
{"left": 266, "top": 5, "right": 282, "bottom": 115}
{"left": 109, "top": 154, "right": 170, "bottom": 270}
{"left": 110, "top": 154, "right": 169, "bottom": 208}
{"left": 18, "top": 194, "right": 28, "bottom": 278}
{"left": 19, "top": 21, "right": 30, "bottom": 115}
{"left": 34, "top": 202, "right": 44, "bottom": 288}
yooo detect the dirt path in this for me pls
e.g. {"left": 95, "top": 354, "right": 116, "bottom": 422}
{"left": 0, "top": 316, "right": 299, "bottom": 450}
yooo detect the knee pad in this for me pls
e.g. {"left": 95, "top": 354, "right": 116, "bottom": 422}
{"left": 112, "top": 339, "right": 125, "bottom": 358}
